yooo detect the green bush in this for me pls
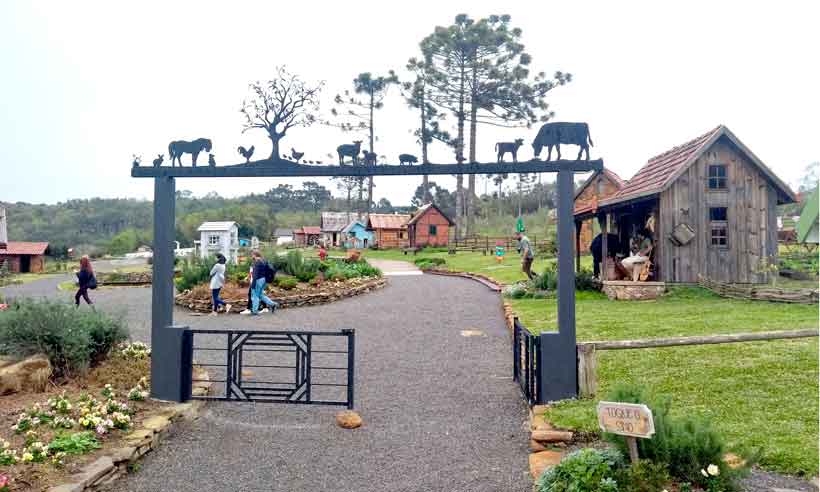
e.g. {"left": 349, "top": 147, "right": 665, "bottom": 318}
{"left": 324, "top": 260, "right": 381, "bottom": 281}
{"left": 175, "top": 255, "right": 251, "bottom": 291}
{"left": 532, "top": 264, "right": 558, "bottom": 290}
{"left": 276, "top": 277, "right": 298, "bottom": 290}
{"left": 0, "top": 299, "right": 128, "bottom": 377}
{"left": 413, "top": 257, "right": 446, "bottom": 266}
{"left": 536, "top": 448, "right": 624, "bottom": 492}
{"left": 616, "top": 460, "right": 671, "bottom": 492}
{"left": 603, "top": 384, "right": 751, "bottom": 490}
{"left": 48, "top": 431, "right": 101, "bottom": 455}
{"left": 779, "top": 251, "right": 819, "bottom": 276}
{"left": 575, "top": 267, "right": 598, "bottom": 291}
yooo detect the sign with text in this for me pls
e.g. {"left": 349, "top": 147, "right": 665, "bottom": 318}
{"left": 597, "top": 401, "right": 655, "bottom": 438}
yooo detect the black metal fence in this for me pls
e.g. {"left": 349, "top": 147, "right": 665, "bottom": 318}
{"left": 512, "top": 318, "right": 541, "bottom": 406}
{"left": 185, "top": 328, "right": 355, "bottom": 409}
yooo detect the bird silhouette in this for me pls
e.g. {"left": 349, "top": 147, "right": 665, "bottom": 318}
{"left": 291, "top": 148, "right": 305, "bottom": 163}
{"left": 237, "top": 145, "right": 255, "bottom": 163}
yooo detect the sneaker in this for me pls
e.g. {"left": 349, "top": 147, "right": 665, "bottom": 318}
{"left": 240, "top": 309, "right": 252, "bottom": 315}
{"left": 225, "top": 304, "right": 232, "bottom": 314}
{"left": 208, "top": 311, "right": 218, "bottom": 317}
{"left": 260, "top": 308, "right": 270, "bottom": 314}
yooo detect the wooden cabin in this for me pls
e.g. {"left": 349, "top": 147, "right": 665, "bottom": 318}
{"left": 321, "top": 212, "right": 359, "bottom": 247}
{"left": 342, "top": 219, "right": 374, "bottom": 249}
{"left": 406, "top": 203, "right": 454, "bottom": 248}
{"left": 366, "top": 214, "right": 410, "bottom": 249}
{"left": 293, "top": 226, "right": 321, "bottom": 247}
{"left": 574, "top": 125, "right": 796, "bottom": 284}
{"left": 573, "top": 169, "right": 624, "bottom": 253}
{"left": 0, "top": 242, "right": 49, "bottom": 273}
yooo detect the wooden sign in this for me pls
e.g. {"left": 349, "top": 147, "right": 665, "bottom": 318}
{"left": 597, "top": 401, "right": 655, "bottom": 463}
{"left": 597, "top": 401, "right": 655, "bottom": 438}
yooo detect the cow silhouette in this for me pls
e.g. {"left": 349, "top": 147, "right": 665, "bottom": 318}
{"left": 495, "top": 139, "right": 524, "bottom": 163}
{"left": 337, "top": 141, "right": 362, "bottom": 165}
{"left": 399, "top": 154, "right": 418, "bottom": 165}
{"left": 531, "top": 123, "right": 593, "bottom": 161}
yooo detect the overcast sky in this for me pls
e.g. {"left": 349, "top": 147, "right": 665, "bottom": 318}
{"left": 1, "top": 1, "right": 817, "bottom": 206}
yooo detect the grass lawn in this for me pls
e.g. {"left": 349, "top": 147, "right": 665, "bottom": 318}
{"left": 3, "top": 272, "right": 60, "bottom": 285}
{"left": 362, "top": 248, "right": 591, "bottom": 285}
{"left": 511, "top": 288, "right": 819, "bottom": 476}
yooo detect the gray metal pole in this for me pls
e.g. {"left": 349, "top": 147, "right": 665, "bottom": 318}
{"left": 537, "top": 169, "right": 578, "bottom": 402}
{"left": 150, "top": 176, "right": 187, "bottom": 401}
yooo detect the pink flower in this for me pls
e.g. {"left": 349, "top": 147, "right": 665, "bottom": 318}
{"left": 0, "top": 304, "right": 8, "bottom": 312}
{"left": 0, "top": 474, "right": 9, "bottom": 487}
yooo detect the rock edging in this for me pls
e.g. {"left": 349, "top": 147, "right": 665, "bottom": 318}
{"left": 527, "top": 404, "right": 572, "bottom": 480}
{"left": 46, "top": 375, "right": 212, "bottom": 492}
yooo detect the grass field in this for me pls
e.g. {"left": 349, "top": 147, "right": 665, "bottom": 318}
{"left": 511, "top": 288, "right": 819, "bottom": 476}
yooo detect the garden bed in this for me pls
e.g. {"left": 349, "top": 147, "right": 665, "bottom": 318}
{"left": 175, "top": 275, "right": 387, "bottom": 313}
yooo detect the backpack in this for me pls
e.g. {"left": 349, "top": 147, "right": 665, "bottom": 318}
{"left": 88, "top": 274, "right": 98, "bottom": 290}
{"left": 263, "top": 261, "right": 276, "bottom": 283}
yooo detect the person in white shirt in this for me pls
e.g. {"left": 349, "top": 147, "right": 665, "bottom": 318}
{"left": 209, "top": 253, "right": 231, "bottom": 316}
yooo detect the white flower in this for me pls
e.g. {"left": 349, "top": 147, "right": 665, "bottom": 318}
{"left": 707, "top": 464, "right": 720, "bottom": 476}
{"left": 701, "top": 469, "right": 709, "bottom": 477}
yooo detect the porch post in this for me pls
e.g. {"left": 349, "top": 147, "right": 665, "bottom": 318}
{"left": 537, "top": 168, "right": 578, "bottom": 402}
{"left": 599, "top": 213, "right": 608, "bottom": 280}
{"left": 151, "top": 176, "right": 187, "bottom": 401}
{"left": 575, "top": 220, "right": 582, "bottom": 272}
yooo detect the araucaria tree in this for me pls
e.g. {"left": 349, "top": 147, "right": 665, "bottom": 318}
{"left": 329, "top": 71, "right": 399, "bottom": 215}
{"left": 421, "top": 14, "right": 569, "bottom": 236}
{"left": 241, "top": 66, "right": 324, "bottom": 159}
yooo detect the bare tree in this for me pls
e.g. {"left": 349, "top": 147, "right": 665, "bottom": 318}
{"left": 240, "top": 67, "right": 324, "bottom": 159}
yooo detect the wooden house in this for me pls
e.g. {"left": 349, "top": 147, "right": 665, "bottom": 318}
{"left": 574, "top": 125, "right": 796, "bottom": 284}
{"left": 195, "top": 221, "right": 239, "bottom": 263}
{"left": 293, "top": 226, "right": 321, "bottom": 247}
{"left": 342, "top": 219, "right": 373, "bottom": 249}
{"left": 321, "top": 212, "right": 359, "bottom": 247}
{"left": 406, "top": 203, "right": 454, "bottom": 248}
{"left": 366, "top": 214, "right": 411, "bottom": 249}
{"left": 573, "top": 169, "right": 624, "bottom": 253}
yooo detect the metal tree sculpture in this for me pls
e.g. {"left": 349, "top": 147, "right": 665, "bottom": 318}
{"left": 240, "top": 67, "right": 324, "bottom": 160}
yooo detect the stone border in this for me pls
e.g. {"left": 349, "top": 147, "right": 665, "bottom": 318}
{"left": 175, "top": 276, "right": 387, "bottom": 313}
{"left": 527, "top": 404, "right": 572, "bottom": 480}
{"left": 422, "top": 269, "right": 502, "bottom": 292}
{"left": 46, "top": 375, "right": 212, "bottom": 492}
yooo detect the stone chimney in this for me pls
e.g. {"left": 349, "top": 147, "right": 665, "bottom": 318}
{"left": 0, "top": 208, "right": 7, "bottom": 249}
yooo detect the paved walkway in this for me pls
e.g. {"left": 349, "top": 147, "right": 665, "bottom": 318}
{"left": 94, "top": 274, "right": 529, "bottom": 492}
{"left": 368, "top": 258, "right": 423, "bottom": 276}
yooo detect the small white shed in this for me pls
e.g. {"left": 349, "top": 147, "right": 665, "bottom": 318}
{"left": 196, "top": 221, "right": 239, "bottom": 263}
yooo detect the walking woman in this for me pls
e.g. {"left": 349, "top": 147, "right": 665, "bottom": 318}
{"left": 75, "top": 255, "right": 96, "bottom": 307}
{"left": 209, "top": 253, "right": 231, "bottom": 316}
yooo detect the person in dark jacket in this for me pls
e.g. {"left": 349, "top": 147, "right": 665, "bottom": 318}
{"left": 590, "top": 233, "right": 620, "bottom": 279}
{"left": 75, "top": 255, "right": 95, "bottom": 307}
{"left": 240, "top": 250, "right": 278, "bottom": 315}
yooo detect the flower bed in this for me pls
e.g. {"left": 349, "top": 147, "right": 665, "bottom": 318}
{"left": 0, "top": 342, "right": 184, "bottom": 491}
{"left": 175, "top": 275, "right": 387, "bottom": 313}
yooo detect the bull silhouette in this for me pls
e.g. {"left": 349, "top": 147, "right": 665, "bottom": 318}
{"left": 531, "top": 122, "right": 593, "bottom": 161}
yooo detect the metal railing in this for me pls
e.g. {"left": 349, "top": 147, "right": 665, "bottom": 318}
{"left": 512, "top": 318, "right": 541, "bottom": 406}
{"left": 185, "top": 328, "right": 355, "bottom": 409}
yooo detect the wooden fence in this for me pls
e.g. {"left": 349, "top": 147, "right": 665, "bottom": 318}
{"left": 447, "top": 234, "right": 555, "bottom": 255}
{"left": 576, "top": 329, "right": 819, "bottom": 397}
{"left": 698, "top": 275, "right": 818, "bottom": 304}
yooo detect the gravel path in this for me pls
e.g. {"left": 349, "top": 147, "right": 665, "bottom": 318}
{"left": 99, "top": 274, "right": 531, "bottom": 492}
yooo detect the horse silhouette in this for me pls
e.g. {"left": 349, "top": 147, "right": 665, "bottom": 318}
{"left": 168, "top": 138, "right": 212, "bottom": 167}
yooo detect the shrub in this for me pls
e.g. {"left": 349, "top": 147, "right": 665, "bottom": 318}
{"left": 532, "top": 264, "right": 558, "bottom": 290}
{"left": 575, "top": 267, "right": 598, "bottom": 291}
{"left": 616, "top": 460, "right": 671, "bottom": 492}
{"left": 276, "top": 277, "right": 298, "bottom": 290}
{"left": 0, "top": 299, "right": 128, "bottom": 377}
{"left": 413, "top": 257, "right": 446, "bottom": 266}
{"left": 47, "top": 431, "right": 101, "bottom": 455}
{"left": 603, "top": 384, "right": 751, "bottom": 490}
{"left": 536, "top": 448, "right": 625, "bottom": 492}
{"left": 175, "top": 255, "right": 251, "bottom": 291}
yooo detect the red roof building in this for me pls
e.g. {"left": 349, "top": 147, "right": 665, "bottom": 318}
{"left": 366, "top": 213, "right": 411, "bottom": 249}
{"left": 292, "top": 226, "right": 322, "bottom": 247}
{"left": 0, "top": 242, "right": 49, "bottom": 273}
{"left": 406, "top": 203, "right": 454, "bottom": 248}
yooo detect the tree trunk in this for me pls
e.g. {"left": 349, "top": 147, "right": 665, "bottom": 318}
{"left": 467, "top": 71, "right": 478, "bottom": 237}
{"left": 498, "top": 179, "right": 503, "bottom": 217}
{"left": 367, "top": 91, "right": 375, "bottom": 217}
{"left": 455, "top": 61, "right": 466, "bottom": 238}
{"left": 421, "top": 95, "right": 431, "bottom": 203}
{"left": 268, "top": 134, "right": 281, "bottom": 160}
{"left": 456, "top": 174, "right": 464, "bottom": 239}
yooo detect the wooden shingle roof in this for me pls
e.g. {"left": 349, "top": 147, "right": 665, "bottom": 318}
{"left": 367, "top": 214, "right": 410, "bottom": 230}
{"left": 0, "top": 242, "right": 49, "bottom": 255}
{"left": 407, "top": 203, "right": 455, "bottom": 226}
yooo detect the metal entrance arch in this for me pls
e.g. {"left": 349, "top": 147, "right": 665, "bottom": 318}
{"left": 132, "top": 156, "right": 603, "bottom": 404}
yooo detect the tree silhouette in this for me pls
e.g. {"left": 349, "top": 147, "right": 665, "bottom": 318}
{"left": 240, "top": 67, "right": 324, "bottom": 160}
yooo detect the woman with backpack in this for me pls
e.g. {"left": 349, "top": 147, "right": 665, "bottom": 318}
{"left": 209, "top": 253, "right": 231, "bottom": 316}
{"left": 241, "top": 250, "right": 278, "bottom": 315}
{"left": 75, "top": 255, "right": 96, "bottom": 307}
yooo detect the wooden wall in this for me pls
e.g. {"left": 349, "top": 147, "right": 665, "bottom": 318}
{"left": 0, "top": 255, "right": 44, "bottom": 273}
{"left": 575, "top": 173, "right": 622, "bottom": 253}
{"left": 375, "top": 228, "right": 408, "bottom": 249}
{"left": 659, "top": 140, "right": 776, "bottom": 284}
{"left": 410, "top": 209, "right": 451, "bottom": 247}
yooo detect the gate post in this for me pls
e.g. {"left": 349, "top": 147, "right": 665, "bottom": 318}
{"left": 150, "top": 175, "right": 187, "bottom": 401}
{"left": 537, "top": 168, "right": 578, "bottom": 402}
{"left": 343, "top": 329, "right": 355, "bottom": 409}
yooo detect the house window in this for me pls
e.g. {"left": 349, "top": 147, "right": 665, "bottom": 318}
{"left": 208, "top": 235, "right": 220, "bottom": 246}
{"left": 398, "top": 231, "right": 405, "bottom": 239}
{"left": 708, "top": 165, "right": 727, "bottom": 190}
{"left": 709, "top": 207, "right": 728, "bottom": 247}
{"left": 429, "top": 224, "right": 438, "bottom": 236}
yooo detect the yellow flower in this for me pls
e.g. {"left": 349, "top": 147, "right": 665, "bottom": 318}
{"left": 707, "top": 464, "right": 720, "bottom": 476}
{"left": 22, "top": 452, "right": 34, "bottom": 462}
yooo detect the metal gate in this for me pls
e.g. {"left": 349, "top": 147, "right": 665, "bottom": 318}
{"left": 512, "top": 318, "right": 540, "bottom": 405}
{"left": 183, "top": 328, "right": 355, "bottom": 409}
